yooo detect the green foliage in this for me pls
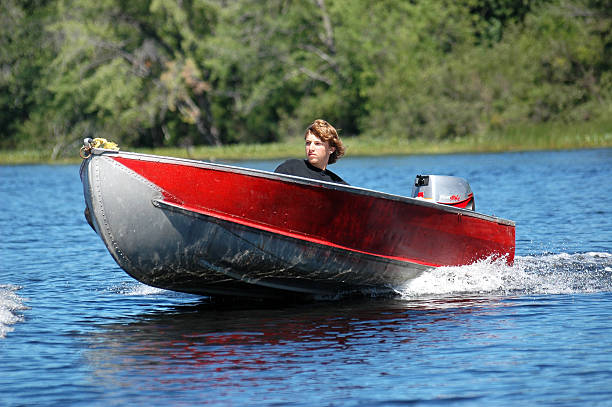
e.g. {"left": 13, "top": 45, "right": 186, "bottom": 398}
{"left": 0, "top": 0, "right": 56, "bottom": 149}
{"left": 463, "top": 0, "right": 548, "bottom": 43}
{"left": 0, "top": 0, "right": 611, "bottom": 158}
{"left": 359, "top": 0, "right": 612, "bottom": 140}
{"left": 17, "top": 0, "right": 223, "bottom": 153}
{"left": 206, "top": 0, "right": 362, "bottom": 143}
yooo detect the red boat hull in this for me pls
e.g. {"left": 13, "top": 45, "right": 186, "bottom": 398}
{"left": 80, "top": 150, "right": 515, "bottom": 299}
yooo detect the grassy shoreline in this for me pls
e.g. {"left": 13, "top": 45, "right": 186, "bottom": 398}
{"left": 2, "top": 121, "right": 611, "bottom": 165}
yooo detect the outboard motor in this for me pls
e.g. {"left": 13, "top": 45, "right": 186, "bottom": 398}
{"left": 412, "top": 175, "right": 475, "bottom": 211}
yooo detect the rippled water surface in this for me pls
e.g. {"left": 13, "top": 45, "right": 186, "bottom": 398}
{"left": 1, "top": 149, "right": 611, "bottom": 406}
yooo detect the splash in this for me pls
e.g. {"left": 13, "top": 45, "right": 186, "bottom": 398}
{"left": 0, "top": 285, "right": 28, "bottom": 339}
{"left": 111, "top": 282, "right": 169, "bottom": 296}
{"left": 400, "top": 252, "right": 612, "bottom": 298}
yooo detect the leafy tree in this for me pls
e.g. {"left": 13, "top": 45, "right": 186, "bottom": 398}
{"left": 358, "top": 0, "right": 612, "bottom": 140}
{"left": 207, "top": 0, "right": 366, "bottom": 143}
{"left": 0, "top": 0, "right": 55, "bottom": 150}
{"left": 355, "top": 1, "right": 481, "bottom": 140}
{"left": 463, "top": 0, "right": 549, "bottom": 43}
{"left": 28, "top": 0, "right": 222, "bottom": 154}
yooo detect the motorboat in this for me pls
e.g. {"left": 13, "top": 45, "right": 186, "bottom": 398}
{"left": 79, "top": 139, "right": 515, "bottom": 300}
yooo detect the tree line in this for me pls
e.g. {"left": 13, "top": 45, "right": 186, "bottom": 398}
{"left": 1, "top": 0, "right": 610, "bottom": 157}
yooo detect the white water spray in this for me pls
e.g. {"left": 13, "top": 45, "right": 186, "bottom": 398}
{"left": 400, "top": 252, "right": 612, "bottom": 298}
{"left": 111, "top": 282, "right": 168, "bottom": 296}
{"left": 0, "top": 285, "right": 28, "bottom": 339}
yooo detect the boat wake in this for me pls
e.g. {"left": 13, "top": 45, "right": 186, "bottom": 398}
{"left": 400, "top": 252, "right": 612, "bottom": 298}
{"left": 0, "top": 285, "right": 28, "bottom": 339}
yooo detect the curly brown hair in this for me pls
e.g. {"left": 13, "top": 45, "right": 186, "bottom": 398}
{"left": 304, "top": 119, "right": 345, "bottom": 165}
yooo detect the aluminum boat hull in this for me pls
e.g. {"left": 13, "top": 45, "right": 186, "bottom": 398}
{"left": 80, "top": 149, "right": 515, "bottom": 299}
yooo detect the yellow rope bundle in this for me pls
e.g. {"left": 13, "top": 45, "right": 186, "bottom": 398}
{"left": 89, "top": 138, "right": 119, "bottom": 150}
{"left": 80, "top": 138, "right": 120, "bottom": 159}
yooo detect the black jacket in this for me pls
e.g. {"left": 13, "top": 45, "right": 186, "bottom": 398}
{"left": 274, "top": 159, "right": 348, "bottom": 185}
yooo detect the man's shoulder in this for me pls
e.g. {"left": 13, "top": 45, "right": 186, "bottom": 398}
{"left": 274, "top": 159, "right": 348, "bottom": 185}
{"left": 325, "top": 169, "right": 348, "bottom": 185}
{"left": 275, "top": 159, "right": 306, "bottom": 173}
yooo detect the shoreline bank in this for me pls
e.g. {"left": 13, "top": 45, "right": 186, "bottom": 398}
{"left": 2, "top": 125, "right": 611, "bottom": 165}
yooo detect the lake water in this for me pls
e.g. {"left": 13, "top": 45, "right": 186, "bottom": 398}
{"left": 1, "top": 148, "right": 611, "bottom": 406}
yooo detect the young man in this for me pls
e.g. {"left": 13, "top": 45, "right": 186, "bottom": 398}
{"left": 274, "top": 119, "right": 347, "bottom": 184}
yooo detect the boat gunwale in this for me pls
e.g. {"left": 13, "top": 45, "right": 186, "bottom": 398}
{"left": 89, "top": 148, "right": 516, "bottom": 227}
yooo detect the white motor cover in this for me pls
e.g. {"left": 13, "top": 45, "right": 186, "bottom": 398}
{"left": 412, "top": 175, "right": 475, "bottom": 210}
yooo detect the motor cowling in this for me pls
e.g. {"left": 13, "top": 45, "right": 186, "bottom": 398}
{"left": 412, "top": 175, "right": 475, "bottom": 211}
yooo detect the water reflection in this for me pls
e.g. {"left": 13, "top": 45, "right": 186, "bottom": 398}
{"left": 83, "top": 296, "right": 505, "bottom": 396}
